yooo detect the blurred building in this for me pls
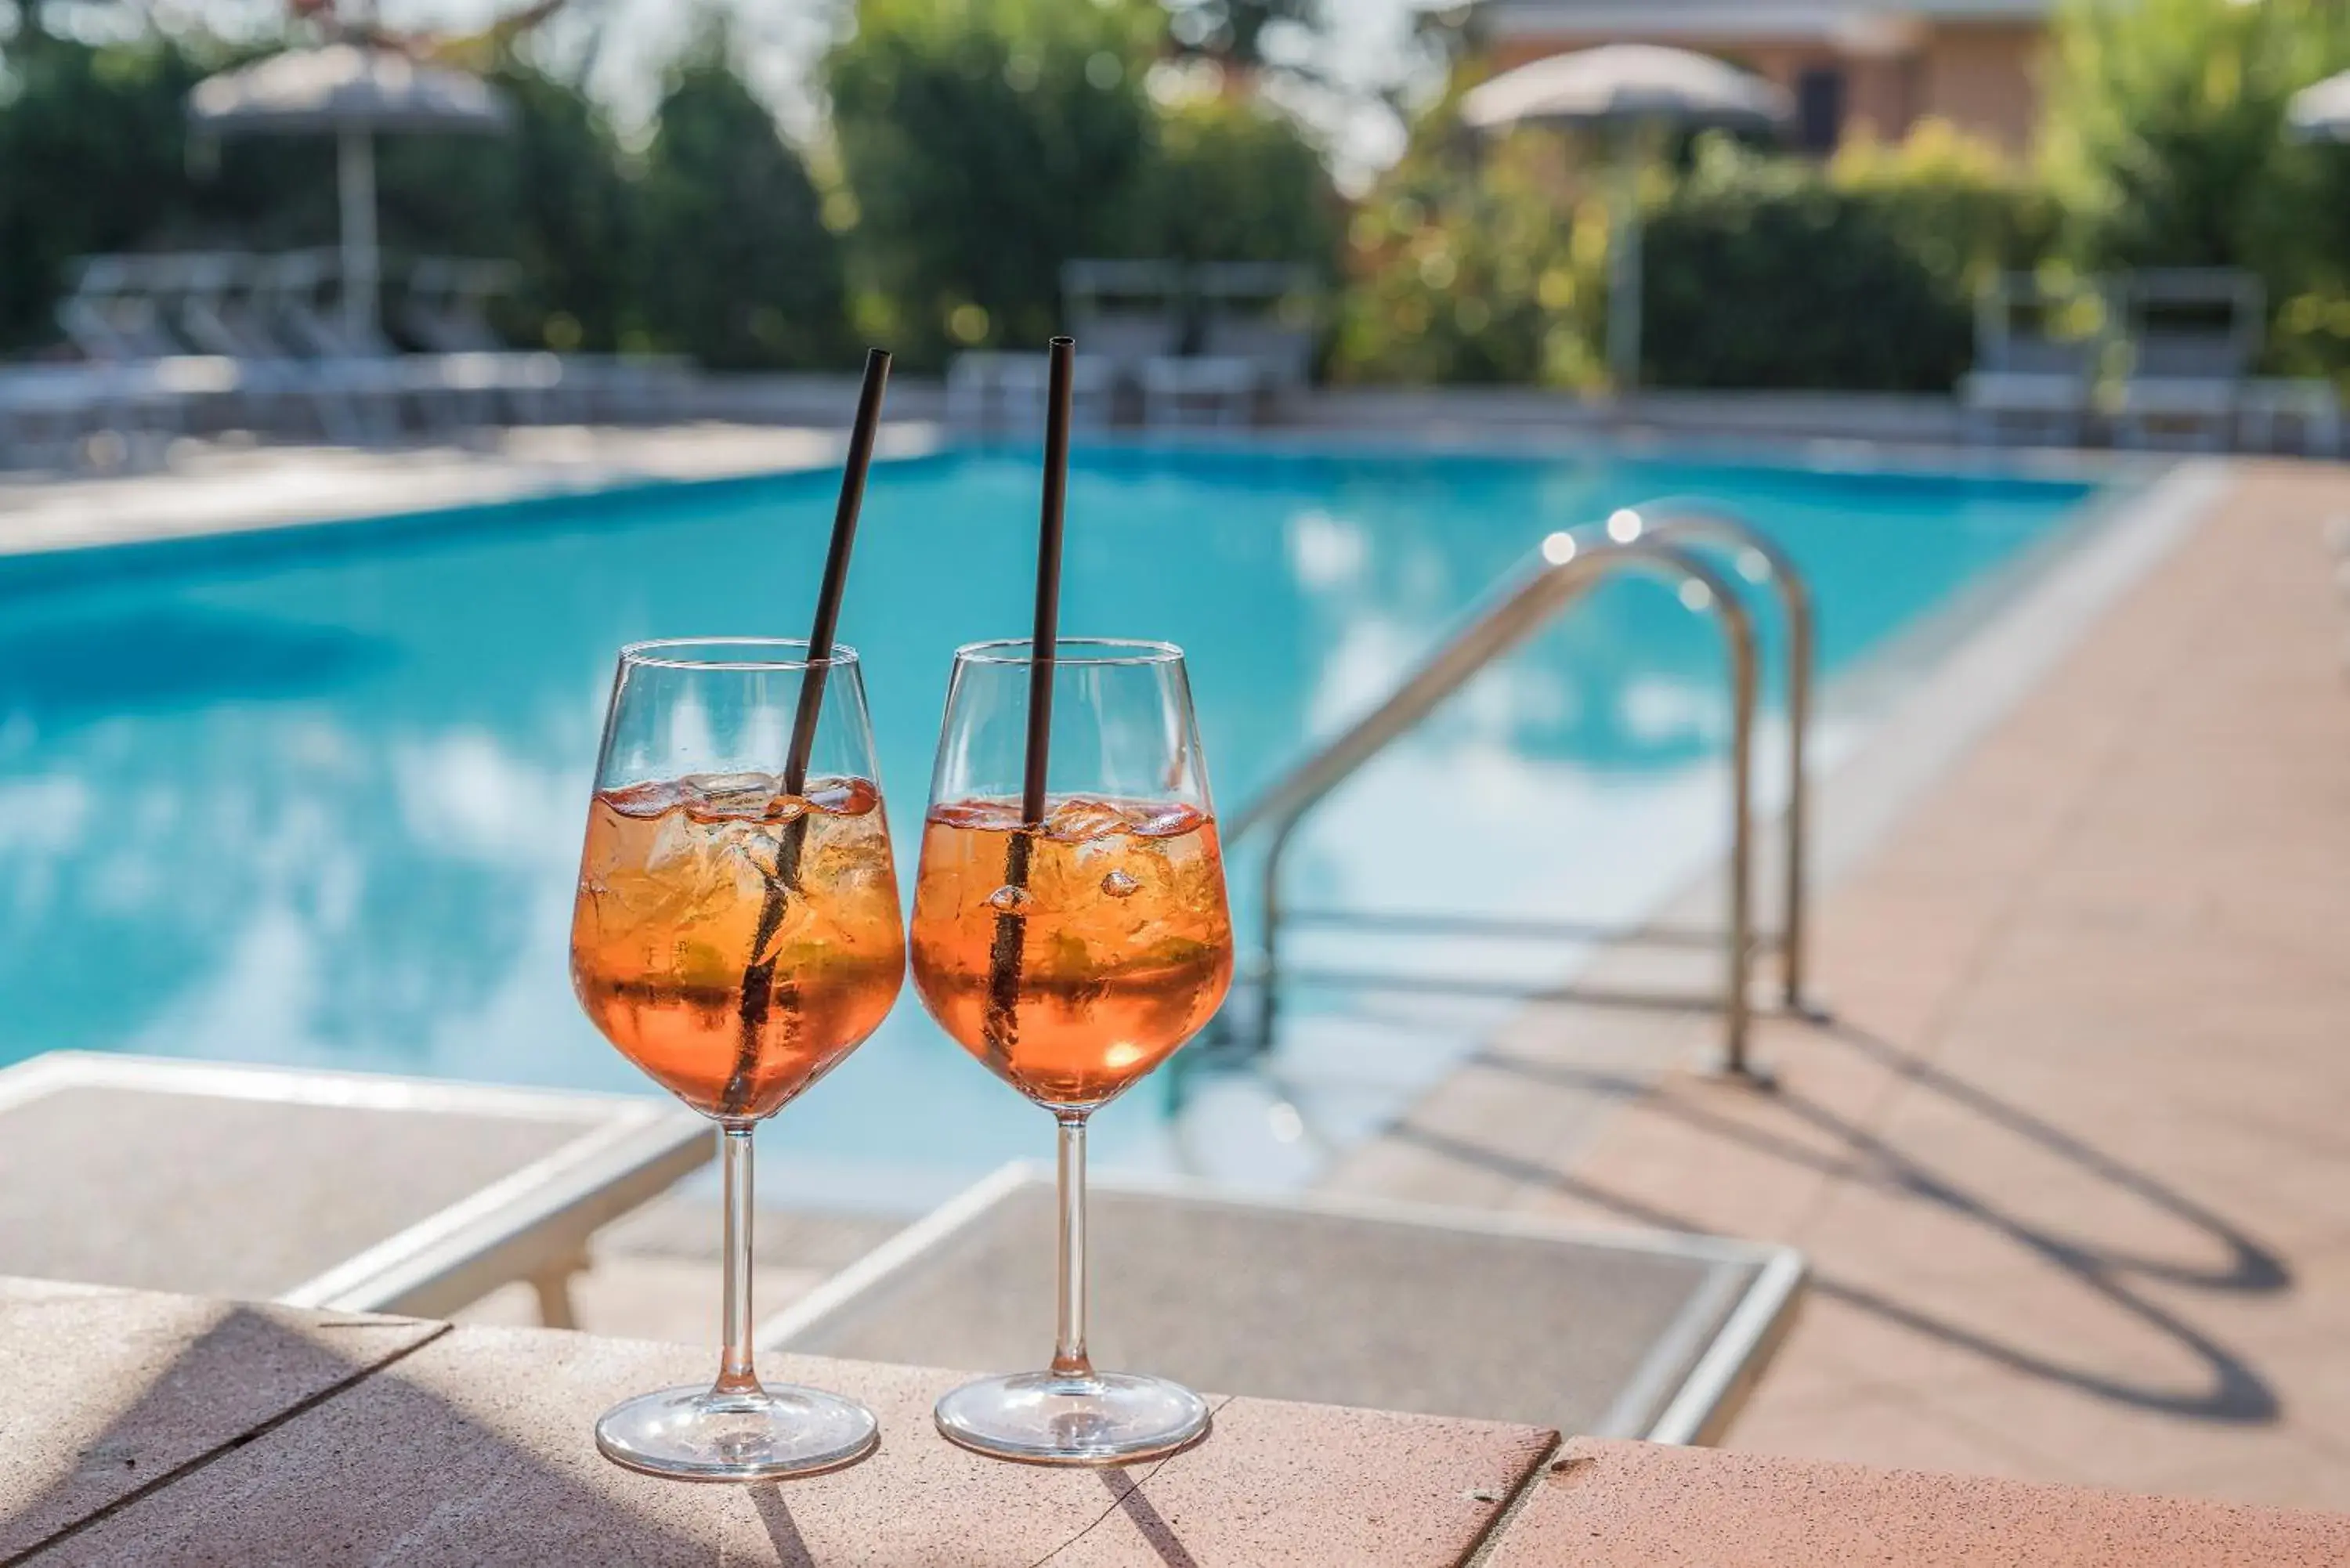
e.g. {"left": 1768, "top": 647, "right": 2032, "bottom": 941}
{"left": 1476, "top": 1, "right": 2052, "bottom": 154}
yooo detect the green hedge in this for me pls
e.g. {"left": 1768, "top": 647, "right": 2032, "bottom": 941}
{"left": 1643, "top": 135, "right": 2054, "bottom": 392}
{"left": 1644, "top": 164, "right": 1967, "bottom": 392}
{"left": 1336, "top": 121, "right": 2055, "bottom": 393}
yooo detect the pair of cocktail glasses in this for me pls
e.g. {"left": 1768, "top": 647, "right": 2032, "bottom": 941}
{"left": 569, "top": 637, "right": 1232, "bottom": 1479}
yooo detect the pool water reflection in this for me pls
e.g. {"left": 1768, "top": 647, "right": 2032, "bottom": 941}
{"left": 0, "top": 446, "right": 2094, "bottom": 1205}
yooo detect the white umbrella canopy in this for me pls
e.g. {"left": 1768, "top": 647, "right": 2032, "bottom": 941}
{"left": 2287, "top": 67, "right": 2350, "bottom": 143}
{"left": 1462, "top": 45, "right": 1792, "bottom": 391}
{"left": 1462, "top": 43, "right": 1792, "bottom": 134}
{"left": 189, "top": 43, "right": 512, "bottom": 133}
{"left": 190, "top": 45, "right": 514, "bottom": 342}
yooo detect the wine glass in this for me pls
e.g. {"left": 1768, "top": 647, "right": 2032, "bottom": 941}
{"left": 909, "top": 638, "right": 1235, "bottom": 1465}
{"left": 569, "top": 638, "right": 904, "bottom": 1480}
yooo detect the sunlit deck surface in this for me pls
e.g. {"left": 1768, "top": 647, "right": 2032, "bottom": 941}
{"left": 9, "top": 438, "right": 2350, "bottom": 1545}
{"left": 1336, "top": 460, "right": 2350, "bottom": 1509}
{"left": 8, "top": 1277, "right": 2347, "bottom": 1565}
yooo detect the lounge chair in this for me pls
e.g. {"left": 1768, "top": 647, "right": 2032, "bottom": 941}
{"left": 55, "top": 256, "right": 193, "bottom": 365}
{"left": 763, "top": 1164, "right": 1806, "bottom": 1445}
{"left": 1957, "top": 273, "right": 2102, "bottom": 446}
{"left": 1063, "top": 258, "right": 1186, "bottom": 419}
{"left": 0, "top": 367, "right": 135, "bottom": 471}
{"left": 0, "top": 1050, "right": 710, "bottom": 1325}
{"left": 2238, "top": 376, "right": 2343, "bottom": 457}
{"left": 1139, "top": 353, "right": 1262, "bottom": 430}
{"left": 1198, "top": 261, "right": 1319, "bottom": 400}
{"left": 163, "top": 251, "right": 369, "bottom": 443}
{"left": 400, "top": 257, "right": 522, "bottom": 356}
{"left": 946, "top": 350, "right": 1115, "bottom": 437}
{"left": 1137, "top": 262, "right": 1321, "bottom": 431}
{"left": 407, "top": 255, "right": 694, "bottom": 428}
{"left": 398, "top": 258, "right": 564, "bottom": 426}
{"left": 263, "top": 249, "right": 428, "bottom": 440}
{"left": 0, "top": 359, "right": 240, "bottom": 473}
{"left": 50, "top": 257, "right": 249, "bottom": 457}
{"left": 2113, "top": 269, "right": 2262, "bottom": 451}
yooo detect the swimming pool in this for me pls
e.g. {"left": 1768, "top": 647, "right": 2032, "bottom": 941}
{"left": 0, "top": 445, "right": 2096, "bottom": 1205}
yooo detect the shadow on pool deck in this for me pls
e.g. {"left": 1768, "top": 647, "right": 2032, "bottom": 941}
{"left": 1325, "top": 459, "right": 2350, "bottom": 1509}
{"left": 1399, "top": 1013, "right": 2287, "bottom": 1426}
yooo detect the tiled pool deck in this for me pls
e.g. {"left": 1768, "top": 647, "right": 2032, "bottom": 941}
{"left": 11, "top": 1277, "right": 2348, "bottom": 1564}
{"left": 9, "top": 438, "right": 2349, "bottom": 1526}
{"left": 1336, "top": 459, "right": 2350, "bottom": 1509}
{"left": 0, "top": 425, "right": 924, "bottom": 555}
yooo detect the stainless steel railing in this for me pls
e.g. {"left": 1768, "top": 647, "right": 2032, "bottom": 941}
{"left": 1643, "top": 504, "right": 1816, "bottom": 1013}
{"left": 1220, "top": 504, "right": 1815, "bottom": 1082}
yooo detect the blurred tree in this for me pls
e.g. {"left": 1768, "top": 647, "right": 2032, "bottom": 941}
{"left": 1332, "top": 125, "right": 1596, "bottom": 386}
{"left": 826, "top": 0, "right": 1164, "bottom": 366}
{"left": 0, "top": 22, "right": 704, "bottom": 363}
{"left": 635, "top": 49, "right": 845, "bottom": 368}
{"left": 2044, "top": 0, "right": 2311, "bottom": 267}
{"left": 370, "top": 60, "right": 645, "bottom": 354}
{"left": 2041, "top": 0, "right": 2350, "bottom": 370}
{"left": 472, "top": 61, "right": 643, "bottom": 354}
{"left": 1830, "top": 119, "right": 2059, "bottom": 309}
{"left": 183, "top": 53, "right": 642, "bottom": 356}
{"left": 1115, "top": 95, "right": 1339, "bottom": 270}
{"left": 0, "top": 31, "right": 210, "bottom": 351}
{"left": 1161, "top": 0, "right": 1316, "bottom": 73}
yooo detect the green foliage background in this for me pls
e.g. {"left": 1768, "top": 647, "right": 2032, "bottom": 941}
{"left": 824, "top": 0, "right": 1337, "bottom": 367}
{"left": 638, "top": 55, "right": 846, "bottom": 369}
{"left": 2040, "top": 0, "right": 2350, "bottom": 374}
{"left": 6, "top": 0, "right": 2350, "bottom": 388}
{"left": 1340, "top": 0, "right": 2350, "bottom": 390}
{"left": 0, "top": 23, "right": 844, "bottom": 365}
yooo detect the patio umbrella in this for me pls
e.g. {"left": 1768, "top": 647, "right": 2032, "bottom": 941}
{"left": 1462, "top": 45, "right": 1791, "bottom": 391}
{"left": 189, "top": 43, "right": 513, "bottom": 343}
{"left": 2287, "top": 67, "right": 2350, "bottom": 142}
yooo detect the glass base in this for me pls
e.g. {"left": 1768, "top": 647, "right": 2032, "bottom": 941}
{"left": 595, "top": 1382, "right": 879, "bottom": 1482}
{"left": 934, "top": 1370, "right": 1210, "bottom": 1466}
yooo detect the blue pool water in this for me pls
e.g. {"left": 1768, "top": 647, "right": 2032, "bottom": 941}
{"left": 0, "top": 446, "right": 2095, "bottom": 1203}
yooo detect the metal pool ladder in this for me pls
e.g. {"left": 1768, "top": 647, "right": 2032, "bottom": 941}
{"left": 1217, "top": 503, "right": 1817, "bottom": 1083}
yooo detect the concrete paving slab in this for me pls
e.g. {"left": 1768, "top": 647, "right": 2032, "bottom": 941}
{"left": 44, "top": 1322, "right": 1558, "bottom": 1567}
{"left": 0, "top": 1277, "right": 440, "bottom": 1559}
{"left": 1712, "top": 1383, "right": 2070, "bottom": 1488}
{"left": 0, "top": 425, "right": 941, "bottom": 558}
{"left": 1346, "top": 463, "right": 2350, "bottom": 1508}
{"left": 37, "top": 1328, "right": 1103, "bottom": 1567}
{"left": 1485, "top": 1437, "right": 2350, "bottom": 1567}
{"left": 1050, "top": 1396, "right": 1552, "bottom": 1566}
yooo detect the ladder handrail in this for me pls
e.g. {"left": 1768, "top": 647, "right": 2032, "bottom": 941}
{"left": 1640, "top": 504, "right": 1816, "bottom": 1012}
{"left": 1229, "top": 523, "right": 1765, "bottom": 1078}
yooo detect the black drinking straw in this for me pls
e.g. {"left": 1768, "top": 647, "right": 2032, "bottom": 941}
{"left": 1021, "top": 338, "right": 1074, "bottom": 824}
{"left": 780, "top": 346, "right": 893, "bottom": 807}
{"left": 721, "top": 345, "right": 892, "bottom": 1117}
{"left": 982, "top": 336, "right": 1076, "bottom": 1060}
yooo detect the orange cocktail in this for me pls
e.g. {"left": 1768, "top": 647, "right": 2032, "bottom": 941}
{"left": 571, "top": 771, "right": 903, "bottom": 1121}
{"left": 909, "top": 795, "right": 1233, "bottom": 1109}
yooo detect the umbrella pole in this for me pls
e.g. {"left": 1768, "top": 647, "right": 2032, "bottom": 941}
{"left": 1607, "top": 138, "right": 1641, "bottom": 395}
{"left": 338, "top": 125, "right": 378, "bottom": 346}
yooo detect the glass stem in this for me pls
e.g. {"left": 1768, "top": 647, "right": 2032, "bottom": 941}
{"left": 1050, "top": 1112, "right": 1094, "bottom": 1378}
{"left": 715, "top": 1122, "right": 762, "bottom": 1396}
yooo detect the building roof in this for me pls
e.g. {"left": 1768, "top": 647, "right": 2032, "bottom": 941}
{"left": 1478, "top": 0, "right": 2055, "bottom": 44}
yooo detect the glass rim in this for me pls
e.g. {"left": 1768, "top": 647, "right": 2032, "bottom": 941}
{"left": 618, "top": 637, "right": 862, "bottom": 673}
{"left": 953, "top": 638, "right": 1183, "bottom": 668}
